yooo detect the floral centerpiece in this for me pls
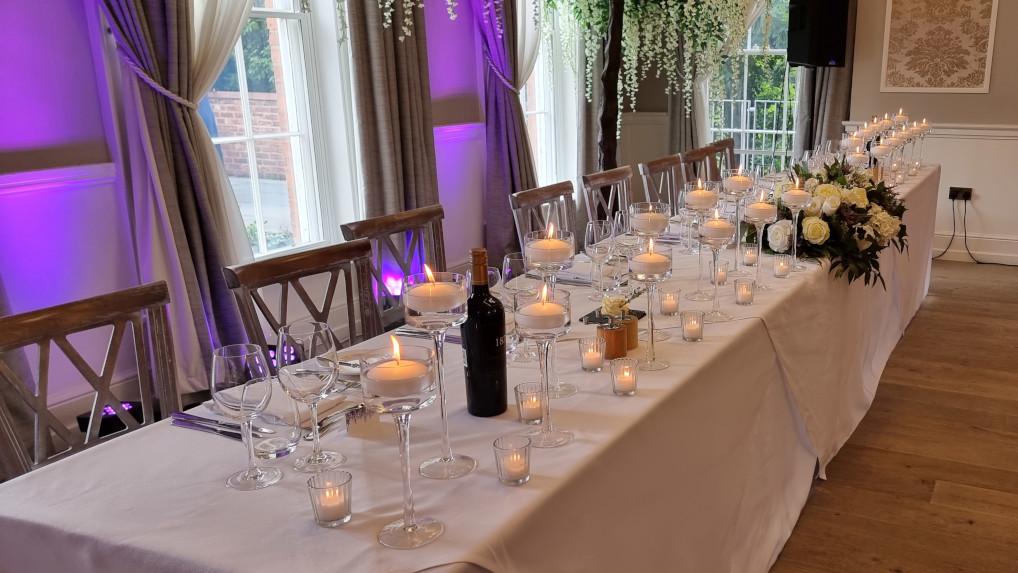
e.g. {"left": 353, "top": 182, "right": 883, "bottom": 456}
{"left": 764, "top": 159, "right": 908, "bottom": 287}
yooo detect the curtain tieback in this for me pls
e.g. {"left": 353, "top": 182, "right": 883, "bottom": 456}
{"left": 116, "top": 45, "right": 198, "bottom": 110}
{"left": 483, "top": 46, "right": 519, "bottom": 94}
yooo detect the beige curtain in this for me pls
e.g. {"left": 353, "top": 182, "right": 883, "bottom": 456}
{"left": 794, "top": 0, "right": 858, "bottom": 158}
{"left": 574, "top": 35, "right": 603, "bottom": 237}
{"left": 347, "top": 1, "right": 439, "bottom": 217}
{"left": 100, "top": 0, "right": 250, "bottom": 394}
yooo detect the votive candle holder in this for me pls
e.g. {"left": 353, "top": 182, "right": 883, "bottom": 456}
{"left": 307, "top": 471, "right": 353, "bottom": 527}
{"left": 710, "top": 259, "right": 729, "bottom": 286}
{"left": 741, "top": 243, "right": 758, "bottom": 266}
{"left": 493, "top": 435, "right": 531, "bottom": 485}
{"left": 774, "top": 254, "right": 792, "bottom": 278}
{"left": 680, "top": 310, "right": 704, "bottom": 342}
{"left": 578, "top": 337, "right": 606, "bottom": 372}
{"left": 610, "top": 358, "right": 639, "bottom": 396}
{"left": 658, "top": 286, "right": 681, "bottom": 316}
{"left": 734, "top": 279, "right": 755, "bottom": 306}
{"left": 514, "top": 382, "right": 544, "bottom": 425}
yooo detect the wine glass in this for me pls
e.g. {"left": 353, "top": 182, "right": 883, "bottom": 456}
{"left": 699, "top": 210, "right": 737, "bottom": 323}
{"left": 584, "top": 220, "right": 614, "bottom": 302}
{"left": 361, "top": 337, "right": 441, "bottom": 549}
{"left": 612, "top": 211, "right": 639, "bottom": 259}
{"left": 502, "top": 253, "right": 538, "bottom": 363}
{"left": 211, "top": 344, "right": 282, "bottom": 491}
{"left": 744, "top": 189, "right": 778, "bottom": 291}
{"left": 515, "top": 286, "right": 572, "bottom": 448}
{"left": 403, "top": 267, "right": 476, "bottom": 480}
{"left": 721, "top": 168, "right": 755, "bottom": 278}
{"left": 277, "top": 321, "right": 344, "bottom": 473}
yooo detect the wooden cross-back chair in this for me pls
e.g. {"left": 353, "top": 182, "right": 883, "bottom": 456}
{"left": 509, "top": 181, "right": 577, "bottom": 246}
{"left": 0, "top": 282, "right": 178, "bottom": 477}
{"left": 638, "top": 155, "right": 683, "bottom": 211}
{"left": 711, "top": 137, "right": 738, "bottom": 171}
{"left": 581, "top": 166, "right": 634, "bottom": 221}
{"left": 223, "top": 239, "right": 383, "bottom": 370}
{"left": 340, "top": 204, "right": 447, "bottom": 329}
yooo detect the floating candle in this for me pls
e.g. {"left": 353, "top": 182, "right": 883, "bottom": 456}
{"left": 782, "top": 187, "right": 811, "bottom": 210}
{"left": 745, "top": 201, "right": 777, "bottom": 222}
{"left": 363, "top": 337, "right": 430, "bottom": 398}
{"left": 630, "top": 211, "right": 669, "bottom": 235}
{"left": 700, "top": 214, "right": 735, "bottom": 240}
{"left": 405, "top": 265, "right": 467, "bottom": 313}
{"left": 629, "top": 239, "right": 671, "bottom": 275}
{"left": 685, "top": 186, "right": 718, "bottom": 211}
{"left": 724, "top": 170, "right": 753, "bottom": 193}
{"left": 525, "top": 223, "right": 573, "bottom": 263}
{"left": 516, "top": 285, "right": 567, "bottom": 330}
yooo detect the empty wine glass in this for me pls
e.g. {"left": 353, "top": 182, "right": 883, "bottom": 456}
{"left": 584, "top": 220, "right": 614, "bottom": 302}
{"left": 612, "top": 211, "right": 639, "bottom": 258}
{"left": 211, "top": 344, "right": 282, "bottom": 491}
{"left": 277, "top": 321, "right": 344, "bottom": 473}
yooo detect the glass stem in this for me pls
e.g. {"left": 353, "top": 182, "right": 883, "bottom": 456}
{"left": 309, "top": 401, "right": 322, "bottom": 460}
{"left": 432, "top": 330, "right": 452, "bottom": 461}
{"left": 695, "top": 230, "right": 705, "bottom": 294}
{"left": 791, "top": 210, "right": 801, "bottom": 268}
{"left": 242, "top": 419, "right": 260, "bottom": 479}
{"left": 712, "top": 249, "right": 721, "bottom": 314}
{"left": 393, "top": 412, "right": 417, "bottom": 530}
{"left": 755, "top": 223, "right": 765, "bottom": 287}
{"left": 647, "top": 284, "right": 657, "bottom": 363}
{"left": 595, "top": 261, "right": 603, "bottom": 294}
{"left": 733, "top": 200, "right": 743, "bottom": 273}
{"left": 537, "top": 339, "right": 555, "bottom": 434}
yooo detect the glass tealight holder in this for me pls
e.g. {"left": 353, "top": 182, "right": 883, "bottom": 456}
{"left": 658, "top": 286, "right": 681, "bottom": 316}
{"left": 307, "top": 471, "right": 353, "bottom": 528}
{"left": 578, "top": 337, "right": 606, "bottom": 372}
{"left": 773, "top": 254, "right": 792, "bottom": 278}
{"left": 493, "top": 435, "right": 531, "bottom": 486}
{"left": 514, "top": 382, "right": 544, "bottom": 425}
{"left": 610, "top": 358, "right": 639, "bottom": 396}
{"left": 710, "top": 259, "right": 729, "bottom": 286}
{"left": 734, "top": 278, "right": 755, "bottom": 306}
{"left": 741, "top": 243, "right": 758, "bottom": 266}
{"left": 680, "top": 310, "right": 705, "bottom": 342}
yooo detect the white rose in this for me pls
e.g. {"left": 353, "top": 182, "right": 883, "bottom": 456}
{"left": 802, "top": 216, "right": 831, "bottom": 245}
{"left": 868, "top": 206, "right": 901, "bottom": 245}
{"left": 805, "top": 196, "right": 839, "bottom": 217}
{"left": 841, "top": 186, "right": 869, "bottom": 209}
{"left": 767, "top": 219, "right": 792, "bottom": 253}
{"left": 805, "top": 178, "right": 819, "bottom": 192}
{"left": 822, "top": 196, "right": 840, "bottom": 216}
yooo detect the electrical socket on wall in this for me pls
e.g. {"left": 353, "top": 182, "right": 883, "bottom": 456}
{"left": 948, "top": 187, "right": 973, "bottom": 201}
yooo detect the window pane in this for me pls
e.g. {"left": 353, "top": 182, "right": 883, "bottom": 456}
{"left": 750, "top": 0, "right": 790, "bottom": 50}
{"left": 246, "top": 18, "right": 299, "bottom": 135}
{"left": 216, "top": 141, "right": 261, "bottom": 253}
{"left": 254, "top": 137, "right": 310, "bottom": 253}
{"left": 203, "top": 54, "right": 246, "bottom": 138}
{"left": 254, "top": 0, "right": 294, "bottom": 10}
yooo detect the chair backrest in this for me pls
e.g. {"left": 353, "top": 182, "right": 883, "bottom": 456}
{"left": 711, "top": 137, "right": 737, "bottom": 172}
{"left": 340, "top": 204, "right": 447, "bottom": 328}
{"left": 222, "top": 239, "right": 382, "bottom": 367}
{"left": 0, "top": 282, "right": 178, "bottom": 476}
{"left": 510, "top": 181, "right": 577, "bottom": 244}
{"left": 638, "top": 155, "right": 683, "bottom": 210}
{"left": 581, "top": 166, "right": 634, "bottom": 221}
{"left": 677, "top": 146, "right": 720, "bottom": 186}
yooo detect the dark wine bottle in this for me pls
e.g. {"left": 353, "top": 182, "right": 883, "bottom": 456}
{"left": 462, "top": 248, "right": 508, "bottom": 417}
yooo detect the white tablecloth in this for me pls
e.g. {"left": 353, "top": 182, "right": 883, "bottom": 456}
{"left": 0, "top": 167, "right": 940, "bottom": 573}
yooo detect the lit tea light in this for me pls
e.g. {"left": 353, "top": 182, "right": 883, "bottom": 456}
{"left": 579, "top": 337, "right": 605, "bottom": 372}
{"left": 307, "top": 471, "right": 353, "bottom": 527}
{"left": 659, "top": 291, "right": 680, "bottom": 315}
{"left": 735, "top": 279, "right": 755, "bottom": 305}
{"left": 774, "top": 255, "right": 792, "bottom": 278}
{"left": 493, "top": 435, "right": 531, "bottom": 485}
{"left": 742, "top": 243, "right": 758, "bottom": 266}
{"left": 681, "top": 310, "right": 704, "bottom": 342}
{"left": 514, "top": 383, "right": 543, "bottom": 425}
{"left": 611, "top": 358, "right": 638, "bottom": 396}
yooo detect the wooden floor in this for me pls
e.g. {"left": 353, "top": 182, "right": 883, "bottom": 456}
{"left": 772, "top": 260, "right": 1018, "bottom": 573}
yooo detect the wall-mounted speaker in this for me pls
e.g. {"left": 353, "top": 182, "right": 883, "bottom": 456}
{"left": 787, "top": 0, "right": 850, "bottom": 68}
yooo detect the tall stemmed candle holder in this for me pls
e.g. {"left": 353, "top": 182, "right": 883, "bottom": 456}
{"left": 628, "top": 202, "right": 671, "bottom": 241}
{"left": 361, "top": 337, "right": 442, "bottom": 549}
{"left": 403, "top": 266, "right": 476, "bottom": 480}
{"left": 629, "top": 239, "right": 673, "bottom": 370}
{"left": 514, "top": 286, "right": 573, "bottom": 448}
{"left": 699, "top": 209, "right": 736, "bottom": 323}
{"left": 743, "top": 190, "right": 777, "bottom": 291}
{"left": 524, "top": 224, "right": 577, "bottom": 399}
{"left": 722, "top": 168, "right": 756, "bottom": 278}
{"left": 683, "top": 180, "right": 720, "bottom": 302}
{"left": 780, "top": 180, "right": 811, "bottom": 272}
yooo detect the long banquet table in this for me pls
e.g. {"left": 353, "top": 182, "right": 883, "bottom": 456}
{"left": 0, "top": 167, "right": 940, "bottom": 573}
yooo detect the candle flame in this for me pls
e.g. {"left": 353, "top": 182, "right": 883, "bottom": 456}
{"left": 898, "top": 107, "right": 904, "bottom": 115}
{"left": 547, "top": 222, "right": 556, "bottom": 239}
{"left": 540, "top": 284, "right": 548, "bottom": 304}
{"left": 863, "top": 121, "right": 869, "bottom": 129}
{"left": 792, "top": 172, "right": 800, "bottom": 188}
{"left": 424, "top": 264, "right": 435, "bottom": 282}
{"left": 623, "top": 366, "right": 631, "bottom": 378}
{"left": 922, "top": 117, "right": 927, "bottom": 124}
{"left": 390, "top": 335, "right": 401, "bottom": 363}
{"left": 713, "top": 207, "right": 721, "bottom": 219}
{"left": 649, "top": 238, "right": 655, "bottom": 254}
{"left": 884, "top": 112, "right": 890, "bottom": 120}
{"left": 855, "top": 146, "right": 862, "bottom": 153}
{"left": 696, "top": 177, "right": 703, "bottom": 189}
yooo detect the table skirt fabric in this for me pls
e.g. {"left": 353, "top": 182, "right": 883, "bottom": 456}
{"left": 0, "top": 167, "right": 941, "bottom": 573}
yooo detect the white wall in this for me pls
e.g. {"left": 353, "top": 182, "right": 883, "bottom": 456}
{"left": 850, "top": 0, "right": 1018, "bottom": 264}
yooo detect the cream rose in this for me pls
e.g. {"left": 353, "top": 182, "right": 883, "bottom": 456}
{"left": 868, "top": 206, "right": 901, "bottom": 244}
{"left": 841, "top": 186, "right": 869, "bottom": 209}
{"left": 804, "top": 178, "right": 819, "bottom": 192}
{"left": 767, "top": 219, "right": 793, "bottom": 253}
{"left": 813, "top": 183, "right": 841, "bottom": 202}
{"left": 801, "top": 216, "right": 830, "bottom": 245}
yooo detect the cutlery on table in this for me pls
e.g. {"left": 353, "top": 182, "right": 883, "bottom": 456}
{"left": 303, "top": 403, "right": 370, "bottom": 441}
{"left": 171, "top": 419, "right": 243, "bottom": 441}
{"left": 171, "top": 411, "right": 276, "bottom": 436}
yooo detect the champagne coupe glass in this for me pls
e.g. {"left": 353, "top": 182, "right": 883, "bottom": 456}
{"left": 780, "top": 182, "right": 811, "bottom": 272}
{"left": 515, "top": 286, "right": 573, "bottom": 448}
{"left": 523, "top": 225, "right": 577, "bottom": 399}
{"left": 211, "top": 344, "right": 282, "bottom": 490}
{"left": 628, "top": 202, "right": 670, "bottom": 241}
{"left": 277, "top": 321, "right": 344, "bottom": 473}
{"left": 403, "top": 267, "right": 475, "bottom": 480}
{"left": 584, "top": 220, "right": 615, "bottom": 302}
{"left": 361, "top": 337, "right": 441, "bottom": 549}
{"left": 699, "top": 210, "right": 737, "bottom": 323}
{"left": 721, "top": 168, "right": 756, "bottom": 278}
{"left": 502, "top": 253, "right": 538, "bottom": 363}
{"left": 683, "top": 180, "right": 720, "bottom": 302}
{"left": 744, "top": 189, "right": 778, "bottom": 291}
{"left": 629, "top": 239, "right": 673, "bottom": 371}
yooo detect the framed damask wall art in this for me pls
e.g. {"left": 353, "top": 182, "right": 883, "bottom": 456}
{"left": 881, "top": 0, "right": 999, "bottom": 93}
